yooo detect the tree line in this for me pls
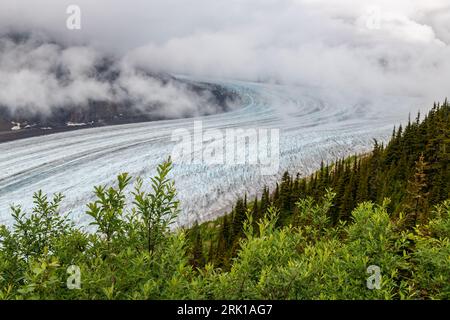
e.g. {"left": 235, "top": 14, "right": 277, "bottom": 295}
{"left": 192, "top": 100, "right": 449, "bottom": 269}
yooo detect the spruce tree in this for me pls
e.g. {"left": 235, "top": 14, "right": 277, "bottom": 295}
{"left": 403, "top": 154, "right": 429, "bottom": 228}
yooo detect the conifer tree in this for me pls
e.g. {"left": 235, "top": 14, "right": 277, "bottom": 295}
{"left": 190, "top": 223, "right": 204, "bottom": 268}
{"left": 260, "top": 187, "right": 270, "bottom": 216}
{"left": 232, "top": 198, "right": 247, "bottom": 238}
{"left": 403, "top": 154, "right": 429, "bottom": 227}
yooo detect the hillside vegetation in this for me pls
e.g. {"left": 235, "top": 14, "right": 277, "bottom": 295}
{"left": 0, "top": 102, "right": 449, "bottom": 299}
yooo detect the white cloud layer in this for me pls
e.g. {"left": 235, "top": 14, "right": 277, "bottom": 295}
{"left": 0, "top": 32, "right": 221, "bottom": 116}
{"left": 0, "top": 0, "right": 449, "bottom": 112}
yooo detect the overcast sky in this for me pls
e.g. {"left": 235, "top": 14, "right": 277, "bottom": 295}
{"left": 1, "top": 0, "right": 450, "bottom": 112}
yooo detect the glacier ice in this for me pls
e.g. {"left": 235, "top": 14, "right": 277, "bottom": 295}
{"left": 0, "top": 78, "right": 425, "bottom": 227}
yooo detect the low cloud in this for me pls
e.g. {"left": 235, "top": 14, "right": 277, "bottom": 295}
{"left": 0, "top": 0, "right": 449, "bottom": 113}
{"left": 0, "top": 32, "right": 224, "bottom": 118}
{"left": 125, "top": 0, "right": 450, "bottom": 103}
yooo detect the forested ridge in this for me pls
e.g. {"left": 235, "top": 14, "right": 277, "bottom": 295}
{"left": 0, "top": 101, "right": 449, "bottom": 299}
{"left": 195, "top": 100, "right": 449, "bottom": 269}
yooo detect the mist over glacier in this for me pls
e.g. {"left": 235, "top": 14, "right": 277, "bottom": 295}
{"left": 1, "top": 0, "right": 449, "bottom": 104}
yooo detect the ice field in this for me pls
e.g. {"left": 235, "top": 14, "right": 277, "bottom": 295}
{"left": 0, "top": 78, "right": 424, "bottom": 227}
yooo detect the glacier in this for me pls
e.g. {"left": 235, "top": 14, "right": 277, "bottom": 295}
{"left": 0, "top": 78, "right": 424, "bottom": 227}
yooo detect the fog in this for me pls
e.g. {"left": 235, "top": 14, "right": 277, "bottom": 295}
{"left": 0, "top": 0, "right": 449, "bottom": 114}
{"left": 0, "top": 32, "right": 220, "bottom": 117}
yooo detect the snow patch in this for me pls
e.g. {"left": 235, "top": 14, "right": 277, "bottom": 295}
{"left": 66, "top": 122, "right": 87, "bottom": 127}
{"left": 11, "top": 122, "right": 21, "bottom": 131}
